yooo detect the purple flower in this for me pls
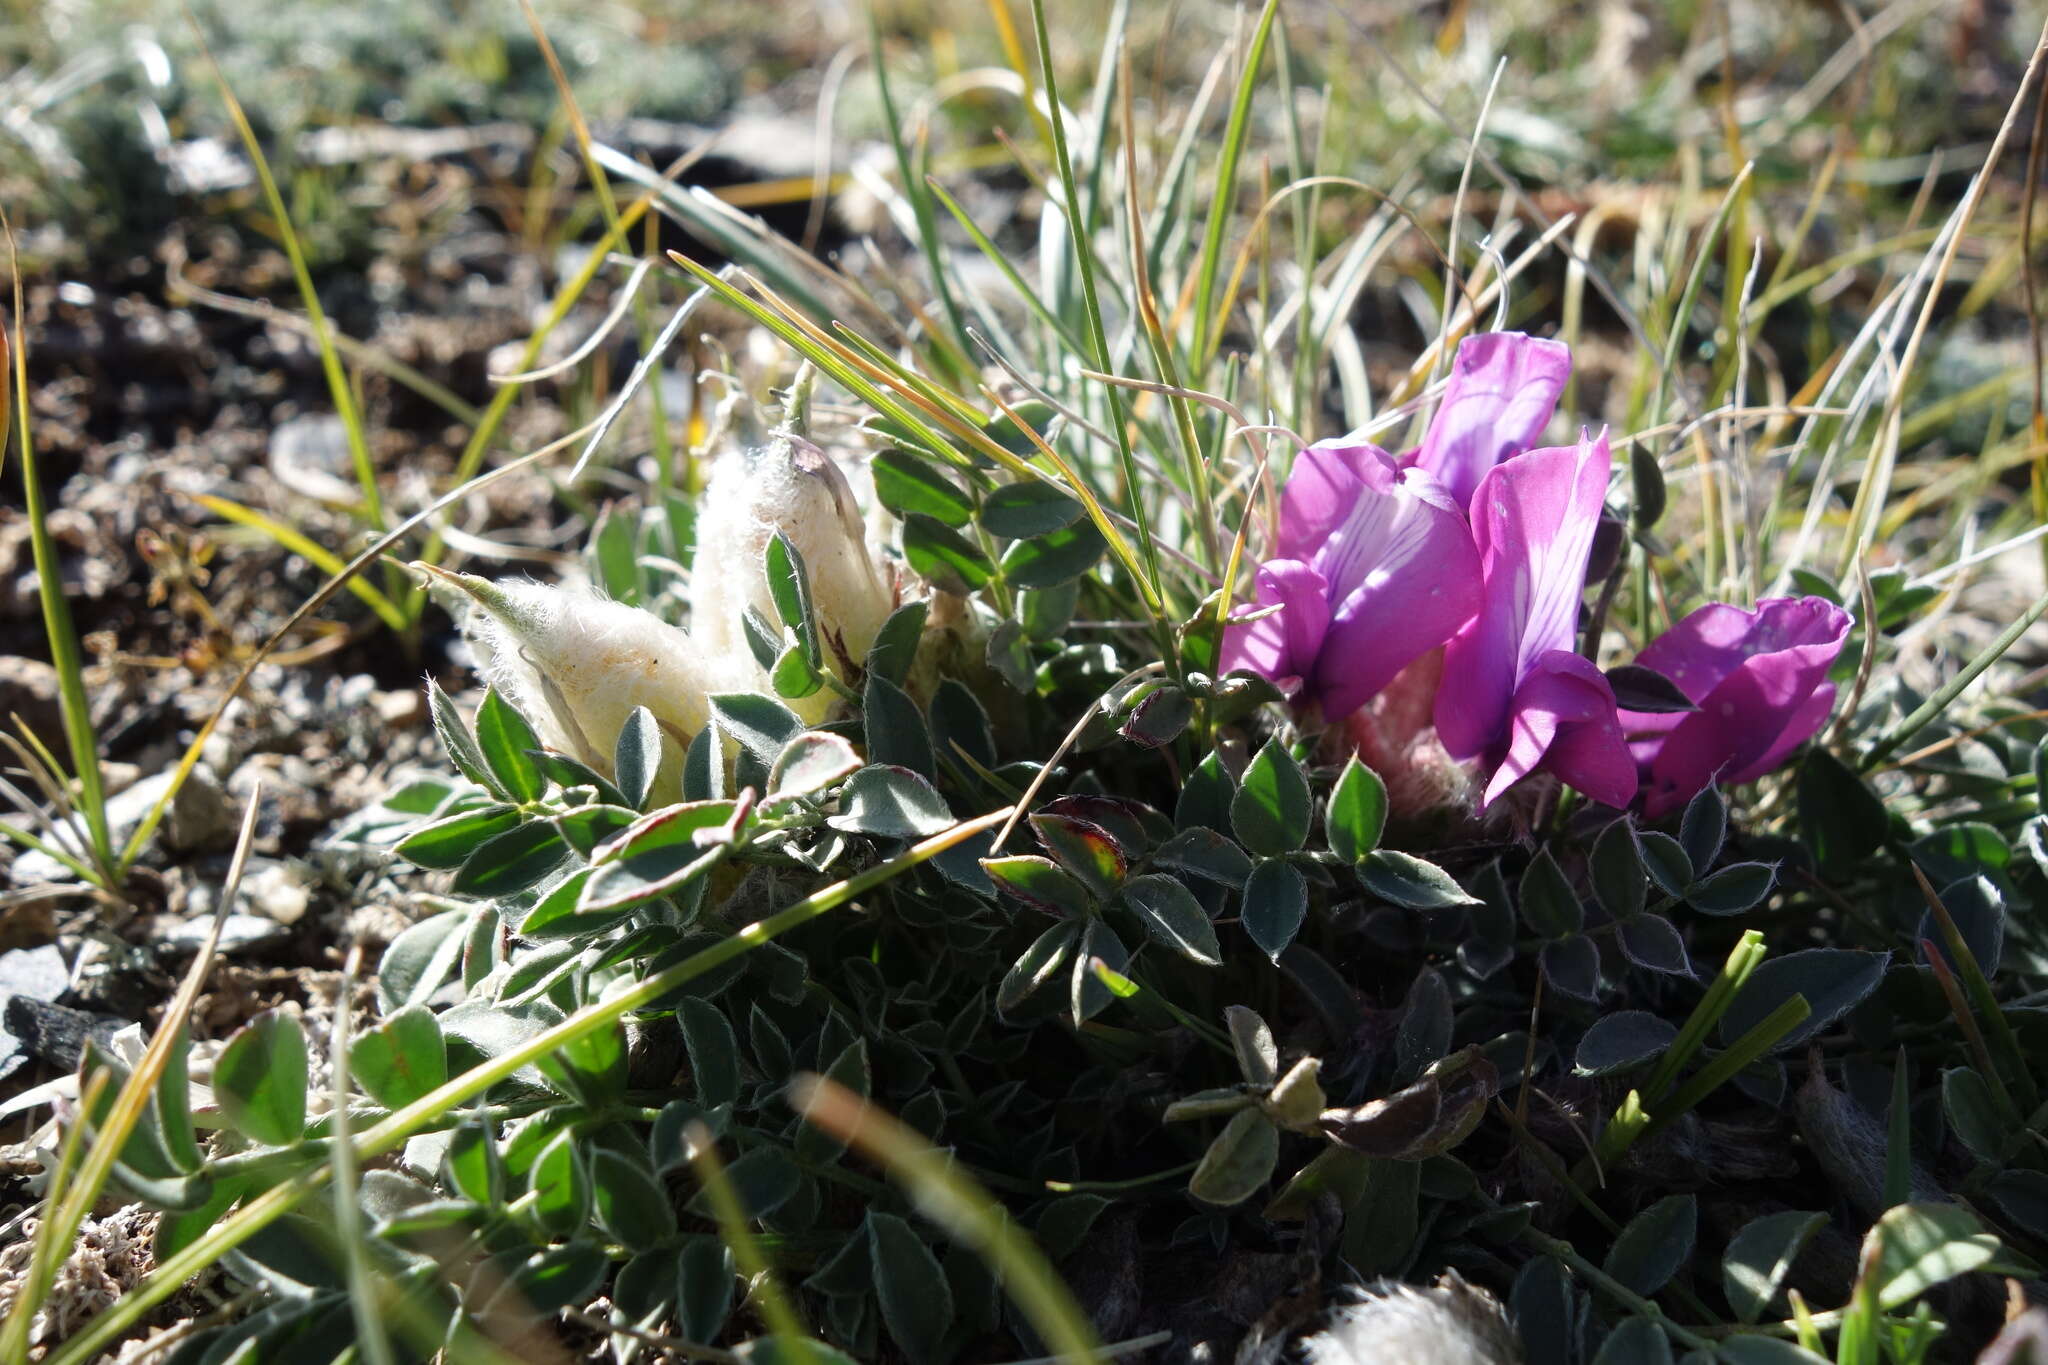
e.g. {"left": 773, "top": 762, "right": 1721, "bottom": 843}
{"left": 1433, "top": 431, "right": 1637, "bottom": 810}
{"left": 1407, "top": 332, "right": 1572, "bottom": 511}
{"left": 1221, "top": 443, "right": 1481, "bottom": 721}
{"left": 1620, "top": 597, "right": 1852, "bottom": 818}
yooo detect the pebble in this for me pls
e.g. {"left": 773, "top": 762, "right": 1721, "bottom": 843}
{"left": 242, "top": 859, "right": 312, "bottom": 925}
{"left": 0, "top": 943, "right": 71, "bottom": 1082}
{"left": 269, "top": 413, "right": 361, "bottom": 505}
{"left": 162, "top": 913, "right": 290, "bottom": 956}
{"left": 3, "top": 995, "right": 125, "bottom": 1071}
{"left": 7, "top": 764, "right": 233, "bottom": 886}
{"left": 372, "top": 688, "right": 424, "bottom": 727}
{"left": 0, "top": 656, "right": 65, "bottom": 760}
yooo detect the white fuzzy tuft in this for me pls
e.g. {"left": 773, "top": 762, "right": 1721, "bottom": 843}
{"left": 1297, "top": 1275, "right": 1524, "bottom": 1365}
{"left": 690, "top": 434, "right": 895, "bottom": 672}
{"left": 464, "top": 578, "right": 761, "bottom": 786}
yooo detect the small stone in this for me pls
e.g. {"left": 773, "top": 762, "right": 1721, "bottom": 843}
{"left": 97, "top": 762, "right": 142, "bottom": 797}
{"left": 7, "top": 764, "right": 233, "bottom": 886}
{"left": 3, "top": 996, "right": 124, "bottom": 1071}
{"left": 242, "top": 860, "right": 311, "bottom": 925}
{"left": 0, "top": 943, "right": 71, "bottom": 1082}
{"left": 0, "top": 656, "right": 64, "bottom": 760}
{"left": 269, "top": 413, "right": 360, "bottom": 505}
{"left": 372, "top": 688, "right": 423, "bottom": 727}
{"left": 163, "top": 913, "right": 288, "bottom": 956}
{"left": 0, "top": 943, "right": 68, "bottom": 1002}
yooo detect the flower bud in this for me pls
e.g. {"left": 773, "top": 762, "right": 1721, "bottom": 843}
{"left": 418, "top": 566, "right": 754, "bottom": 795}
{"left": 690, "top": 433, "right": 897, "bottom": 680}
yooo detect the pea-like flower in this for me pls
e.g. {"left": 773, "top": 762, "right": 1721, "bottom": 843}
{"left": 1433, "top": 431, "right": 1638, "bottom": 810}
{"left": 1219, "top": 332, "right": 1576, "bottom": 722}
{"left": 1219, "top": 444, "right": 1481, "bottom": 722}
{"left": 1620, "top": 597, "right": 1852, "bottom": 818}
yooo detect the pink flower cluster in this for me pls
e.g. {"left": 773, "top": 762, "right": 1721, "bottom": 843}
{"left": 1223, "top": 334, "right": 1851, "bottom": 818}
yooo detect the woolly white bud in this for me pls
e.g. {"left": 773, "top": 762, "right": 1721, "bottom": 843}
{"left": 690, "top": 433, "right": 896, "bottom": 678}
{"left": 419, "top": 566, "right": 755, "bottom": 795}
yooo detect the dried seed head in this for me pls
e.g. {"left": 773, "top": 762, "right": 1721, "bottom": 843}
{"left": 690, "top": 433, "right": 896, "bottom": 675}
{"left": 421, "top": 567, "right": 755, "bottom": 789}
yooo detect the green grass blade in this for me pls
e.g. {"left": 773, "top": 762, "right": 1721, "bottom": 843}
{"left": 1191, "top": 0, "right": 1280, "bottom": 370}
{"left": 792, "top": 1075, "right": 1104, "bottom": 1364}
{"left": 686, "top": 1127, "right": 816, "bottom": 1351}
{"left": 1862, "top": 586, "right": 2048, "bottom": 768}
{"left": 868, "top": 8, "right": 976, "bottom": 384}
{"left": 927, "top": 176, "right": 1091, "bottom": 356}
{"left": 6, "top": 281, "right": 111, "bottom": 876}
{"left": 1884, "top": 1047, "right": 1912, "bottom": 1211}
{"left": 196, "top": 496, "right": 410, "bottom": 632}
{"left": 0, "top": 818, "right": 98, "bottom": 883}
{"left": 199, "top": 41, "right": 385, "bottom": 543}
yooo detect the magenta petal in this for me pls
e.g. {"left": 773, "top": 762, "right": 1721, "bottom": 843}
{"left": 1481, "top": 651, "right": 1636, "bottom": 809}
{"left": 1274, "top": 441, "right": 1394, "bottom": 564}
{"left": 1435, "top": 431, "right": 1613, "bottom": 761}
{"left": 1220, "top": 559, "right": 1330, "bottom": 690}
{"left": 1727, "top": 683, "right": 1837, "bottom": 786}
{"left": 1629, "top": 597, "right": 1852, "bottom": 706}
{"left": 1308, "top": 464, "right": 1481, "bottom": 719}
{"left": 1412, "top": 332, "right": 1572, "bottom": 510}
{"left": 1626, "top": 597, "right": 1851, "bottom": 818}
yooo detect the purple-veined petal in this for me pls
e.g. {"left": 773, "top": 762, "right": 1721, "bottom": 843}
{"left": 1308, "top": 463, "right": 1481, "bottom": 718}
{"left": 1435, "top": 431, "right": 1613, "bottom": 761}
{"left": 1481, "top": 650, "right": 1637, "bottom": 809}
{"left": 1274, "top": 441, "right": 1392, "bottom": 564}
{"left": 1411, "top": 332, "right": 1572, "bottom": 510}
{"left": 1219, "top": 559, "right": 1330, "bottom": 692}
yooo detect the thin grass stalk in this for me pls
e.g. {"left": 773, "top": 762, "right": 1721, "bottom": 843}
{"left": 1911, "top": 863, "right": 2038, "bottom": 1112}
{"left": 792, "top": 1076, "right": 1104, "bottom": 1364}
{"left": 927, "top": 177, "right": 1092, "bottom": 355}
{"left": 1414, "top": 56, "right": 1504, "bottom": 438}
{"left": 1861, "top": 586, "right": 2048, "bottom": 769}
{"left": 685, "top": 1125, "right": 815, "bottom": 1350}
{"left": 869, "top": 8, "right": 976, "bottom": 383}
{"left": 1641, "top": 995, "right": 1810, "bottom": 1144}
{"left": 1118, "top": 46, "right": 1218, "bottom": 571}
{"left": 196, "top": 496, "right": 409, "bottom": 631}
{"left": 196, "top": 35, "right": 411, "bottom": 626}
{"left": 1191, "top": 0, "right": 1280, "bottom": 368}
{"left": 408, "top": 139, "right": 718, "bottom": 618}
{"left": 119, "top": 414, "right": 607, "bottom": 874}
{"left": 1837, "top": 18, "right": 2048, "bottom": 578}
{"left": 3, "top": 1069, "right": 107, "bottom": 1360}
{"left": 329, "top": 944, "right": 398, "bottom": 1365}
